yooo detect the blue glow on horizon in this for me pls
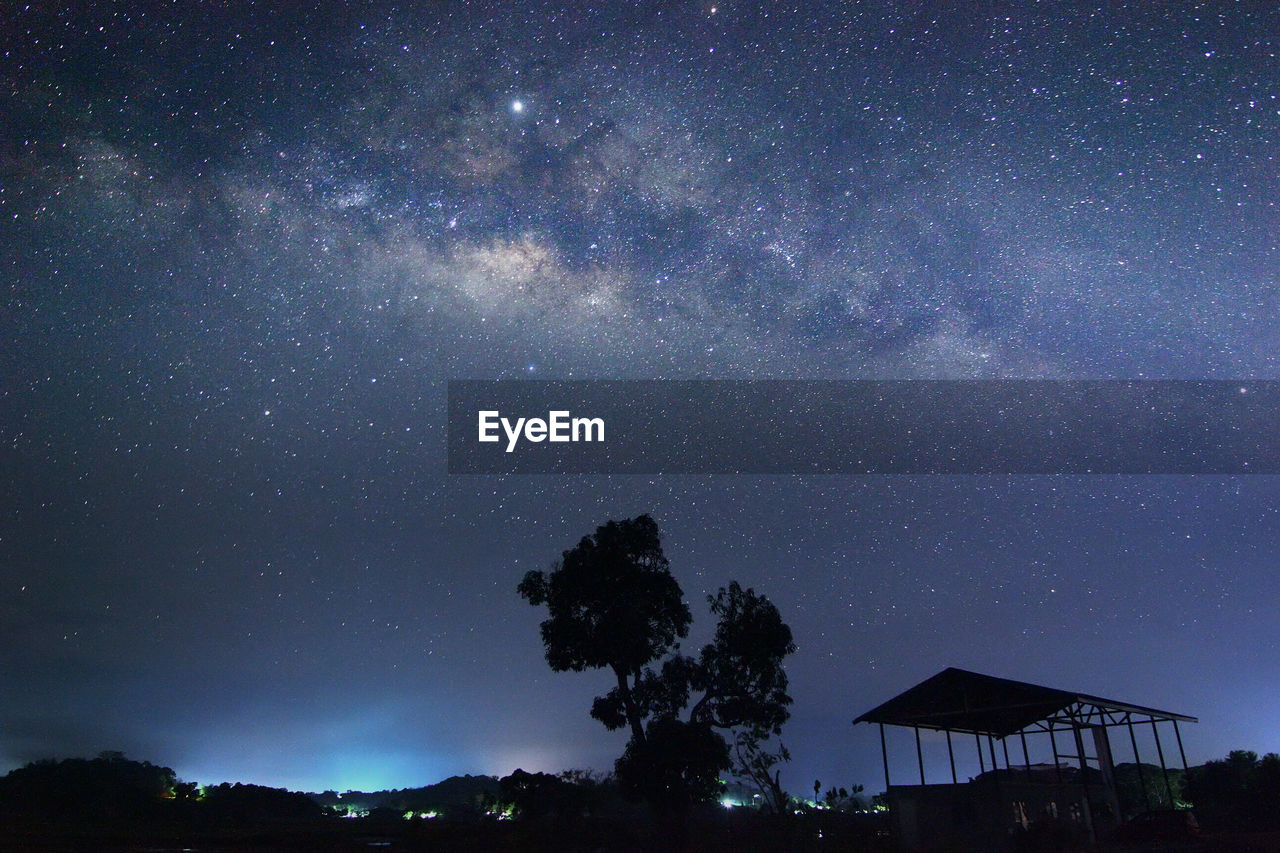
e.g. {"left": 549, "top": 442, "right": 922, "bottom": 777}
{"left": 177, "top": 745, "right": 458, "bottom": 793}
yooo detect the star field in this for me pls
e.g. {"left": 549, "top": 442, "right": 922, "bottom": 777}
{"left": 2, "top": 1, "right": 1279, "bottom": 792}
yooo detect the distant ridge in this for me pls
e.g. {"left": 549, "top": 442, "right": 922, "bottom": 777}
{"left": 308, "top": 774, "right": 501, "bottom": 814}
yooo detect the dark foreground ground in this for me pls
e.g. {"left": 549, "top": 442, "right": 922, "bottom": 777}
{"left": 7, "top": 815, "right": 1280, "bottom": 852}
{"left": 0, "top": 810, "right": 892, "bottom": 853}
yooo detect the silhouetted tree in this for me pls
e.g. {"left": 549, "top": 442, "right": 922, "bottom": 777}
{"left": 615, "top": 717, "right": 729, "bottom": 813}
{"left": 731, "top": 727, "right": 790, "bottom": 813}
{"left": 520, "top": 516, "right": 796, "bottom": 812}
{"left": 491, "top": 768, "right": 617, "bottom": 823}
{"left": 0, "top": 752, "right": 184, "bottom": 826}
{"left": 518, "top": 514, "right": 691, "bottom": 745}
{"left": 689, "top": 582, "right": 795, "bottom": 732}
{"left": 818, "top": 782, "right": 864, "bottom": 811}
{"left": 1113, "top": 762, "right": 1184, "bottom": 817}
{"left": 690, "top": 581, "right": 795, "bottom": 809}
{"left": 199, "top": 781, "right": 325, "bottom": 824}
{"left": 614, "top": 581, "right": 795, "bottom": 810}
{"left": 1184, "top": 749, "right": 1280, "bottom": 831}
{"left": 497, "top": 769, "right": 571, "bottom": 820}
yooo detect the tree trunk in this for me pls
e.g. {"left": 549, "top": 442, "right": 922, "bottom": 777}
{"left": 615, "top": 666, "right": 646, "bottom": 744}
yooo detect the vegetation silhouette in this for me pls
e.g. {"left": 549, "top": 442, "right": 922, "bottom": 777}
{"left": 0, "top": 751, "right": 326, "bottom": 847}
{"left": 198, "top": 781, "right": 324, "bottom": 825}
{"left": 1111, "top": 761, "right": 1186, "bottom": 818}
{"left": 0, "top": 751, "right": 892, "bottom": 851}
{"left": 0, "top": 751, "right": 190, "bottom": 826}
{"left": 1183, "top": 749, "right": 1280, "bottom": 832}
{"left": 519, "top": 514, "right": 796, "bottom": 814}
{"left": 311, "top": 773, "right": 500, "bottom": 819}
{"left": 493, "top": 767, "right": 619, "bottom": 825}
{"left": 24, "top": 747, "right": 1279, "bottom": 849}
{"left": 518, "top": 514, "right": 691, "bottom": 745}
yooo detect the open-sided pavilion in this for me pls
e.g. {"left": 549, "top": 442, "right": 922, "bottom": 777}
{"left": 855, "top": 668, "right": 1196, "bottom": 850}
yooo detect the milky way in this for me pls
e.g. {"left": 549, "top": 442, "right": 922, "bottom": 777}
{"left": 3, "top": 2, "right": 1278, "bottom": 791}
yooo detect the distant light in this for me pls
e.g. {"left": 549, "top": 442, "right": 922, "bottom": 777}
{"left": 511, "top": 100, "right": 524, "bottom": 113}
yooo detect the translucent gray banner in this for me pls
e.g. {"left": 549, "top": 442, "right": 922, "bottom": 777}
{"left": 447, "top": 380, "right": 1279, "bottom": 474}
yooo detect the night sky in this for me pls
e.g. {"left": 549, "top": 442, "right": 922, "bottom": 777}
{"left": 3, "top": 1, "right": 1279, "bottom": 794}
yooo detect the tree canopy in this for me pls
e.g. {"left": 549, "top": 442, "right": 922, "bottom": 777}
{"left": 1184, "top": 749, "right": 1280, "bottom": 831}
{"left": 519, "top": 514, "right": 691, "bottom": 742}
{"left": 689, "top": 580, "right": 795, "bottom": 733}
{"left": 519, "top": 515, "right": 796, "bottom": 811}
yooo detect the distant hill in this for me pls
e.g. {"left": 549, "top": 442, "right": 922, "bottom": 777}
{"left": 309, "top": 774, "right": 501, "bottom": 816}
